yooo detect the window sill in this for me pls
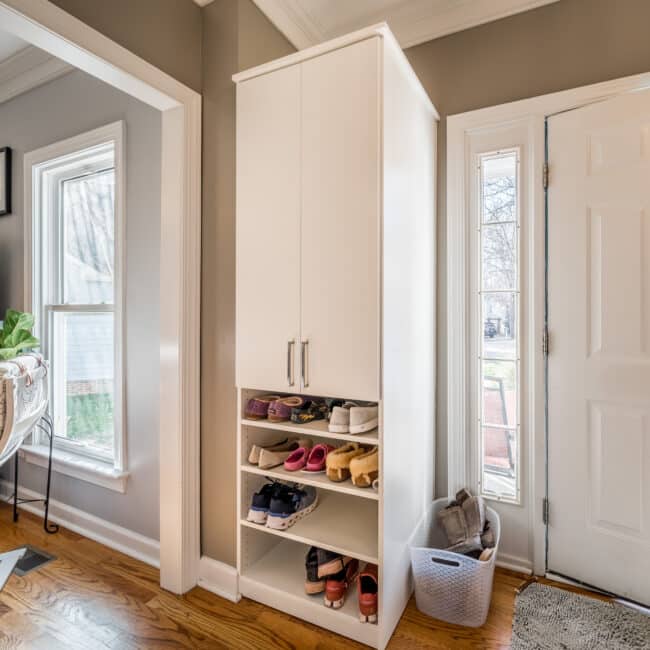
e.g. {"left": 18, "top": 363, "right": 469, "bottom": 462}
{"left": 19, "top": 445, "right": 129, "bottom": 493}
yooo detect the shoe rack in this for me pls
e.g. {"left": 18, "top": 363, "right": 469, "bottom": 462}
{"left": 234, "top": 23, "right": 437, "bottom": 650}
{"left": 237, "top": 388, "right": 380, "bottom": 647}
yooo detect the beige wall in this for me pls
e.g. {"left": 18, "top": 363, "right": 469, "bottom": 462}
{"left": 200, "top": 0, "right": 294, "bottom": 564}
{"left": 49, "top": 0, "right": 203, "bottom": 92}
{"left": 403, "top": 0, "right": 650, "bottom": 496}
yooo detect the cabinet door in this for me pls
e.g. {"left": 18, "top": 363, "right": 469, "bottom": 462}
{"left": 236, "top": 66, "right": 301, "bottom": 390}
{"left": 300, "top": 39, "right": 380, "bottom": 401}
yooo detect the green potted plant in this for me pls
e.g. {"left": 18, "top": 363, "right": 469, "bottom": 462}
{"left": 0, "top": 309, "right": 40, "bottom": 361}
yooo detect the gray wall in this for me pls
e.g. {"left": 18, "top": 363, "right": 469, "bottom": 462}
{"left": 0, "top": 69, "right": 162, "bottom": 540}
{"left": 403, "top": 0, "right": 650, "bottom": 496}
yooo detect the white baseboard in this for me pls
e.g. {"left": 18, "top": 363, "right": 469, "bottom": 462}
{"left": 496, "top": 551, "right": 533, "bottom": 575}
{"left": 198, "top": 555, "right": 240, "bottom": 602}
{"left": 0, "top": 480, "right": 160, "bottom": 568}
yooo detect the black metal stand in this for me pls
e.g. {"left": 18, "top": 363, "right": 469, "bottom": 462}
{"left": 12, "top": 414, "right": 59, "bottom": 534}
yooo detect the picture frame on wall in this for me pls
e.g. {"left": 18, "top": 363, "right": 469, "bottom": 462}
{"left": 0, "top": 147, "right": 11, "bottom": 216}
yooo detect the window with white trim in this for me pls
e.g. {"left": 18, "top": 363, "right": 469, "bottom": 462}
{"left": 477, "top": 149, "right": 520, "bottom": 502}
{"left": 29, "top": 124, "right": 124, "bottom": 468}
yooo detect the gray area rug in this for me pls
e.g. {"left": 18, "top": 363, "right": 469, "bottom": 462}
{"left": 512, "top": 583, "right": 650, "bottom": 649}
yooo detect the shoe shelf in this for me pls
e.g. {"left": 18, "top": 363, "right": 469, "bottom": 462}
{"left": 240, "top": 417, "right": 380, "bottom": 446}
{"left": 240, "top": 490, "right": 379, "bottom": 564}
{"left": 241, "top": 462, "right": 379, "bottom": 501}
{"left": 240, "top": 537, "right": 378, "bottom": 648}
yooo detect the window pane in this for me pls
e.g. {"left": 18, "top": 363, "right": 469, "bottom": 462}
{"left": 482, "top": 292, "right": 517, "bottom": 359}
{"left": 482, "top": 426, "right": 517, "bottom": 499}
{"left": 481, "top": 222, "right": 517, "bottom": 291}
{"left": 481, "top": 153, "right": 517, "bottom": 224}
{"left": 53, "top": 311, "right": 114, "bottom": 455}
{"left": 63, "top": 169, "right": 115, "bottom": 304}
{"left": 482, "top": 359, "right": 516, "bottom": 427}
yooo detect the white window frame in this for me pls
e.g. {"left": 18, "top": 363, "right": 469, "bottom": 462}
{"left": 473, "top": 147, "right": 522, "bottom": 504}
{"left": 24, "top": 122, "right": 126, "bottom": 476}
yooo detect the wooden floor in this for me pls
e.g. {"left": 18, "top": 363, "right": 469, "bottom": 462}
{"left": 0, "top": 504, "right": 604, "bottom": 649}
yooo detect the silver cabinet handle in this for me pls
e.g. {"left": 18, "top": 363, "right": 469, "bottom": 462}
{"left": 287, "top": 339, "right": 295, "bottom": 386}
{"left": 301, "top": 339, "right": 309, "bottom": 388}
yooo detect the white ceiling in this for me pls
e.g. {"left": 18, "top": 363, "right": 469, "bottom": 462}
{"left": 195, "top": 0, "right": 560, "bottom": 49}
{"left": 0, "top": 29, "right": 28, "bottom": 63}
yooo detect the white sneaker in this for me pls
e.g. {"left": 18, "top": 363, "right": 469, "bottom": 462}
{"left": 328, "top": 402, "right": 358, "bottom": 433}
{"left": 349, "top": 405, "right": 378, "bottom": 434}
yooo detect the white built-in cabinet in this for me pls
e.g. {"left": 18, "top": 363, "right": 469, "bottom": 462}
{"left": 234, "top": 24, "right": 438, "bottom": 649}
{"left": 236, "top": 38, "right": 379, "bottom": 401}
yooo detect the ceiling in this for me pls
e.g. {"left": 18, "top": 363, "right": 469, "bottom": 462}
{"left": 195, "top": 0, "right": 560, "bottom": 49}
{"left": 0, "top": 29, "right": 28, "bottom": 63}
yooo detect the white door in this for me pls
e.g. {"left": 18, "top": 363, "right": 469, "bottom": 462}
{"left": 300, "top": 39, "right": 380, "bottom": 401}
{"left": 236, "top": 66, "right": 301, "bottom": 390}
{"left": 547, "top": 90, "right": 650, "bottom": 605}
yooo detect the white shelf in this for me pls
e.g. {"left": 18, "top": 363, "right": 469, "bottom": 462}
{"left": 240, "top": 538, "right": 378, "bottom": 648}
{"left": 241, "top": 417, "right": 380, "bottom": 446}
{"left": 241, "top": 463, "right": 379, "bottom": 501}
{"left": 241, "top": 490, "right": 378, "bottom": 563}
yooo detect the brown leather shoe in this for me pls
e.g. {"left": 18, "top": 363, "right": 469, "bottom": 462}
{"left": 358, "top": 563, "right": 378, "bottom": 623}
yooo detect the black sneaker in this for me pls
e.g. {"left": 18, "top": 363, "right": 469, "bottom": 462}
{"left": 316, "top": 548, "right": 353, "bottom": 578}
{"left": 266, "top": 485, "right": 318, "bottom": 530}
{"left": 304, "top": 546, "right": 325, "bottom": 594}
{"left": 246, "top": 482, "right": 286, "bottom": 525}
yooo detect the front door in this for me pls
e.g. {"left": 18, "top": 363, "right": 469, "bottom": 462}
{"left": 547, "top": 89, "right": 650, "bottom": 605}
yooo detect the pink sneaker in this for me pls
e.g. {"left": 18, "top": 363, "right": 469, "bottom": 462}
{"left": 302, "top": 444, "right": 335, "bottom": 473}
{"left": 283, "top": 446, "right": 312, "bottom": 472}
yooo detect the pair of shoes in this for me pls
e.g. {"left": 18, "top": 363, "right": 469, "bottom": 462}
{"left": 438, "top": 488, "right": 487, "bottom": 557}
{"left": 328, "top": 403, "right": 378, "bottom": 434}
{"left": 284, "top": 443, "right": 334, "bottom": 473}
{"left": 358, "top": 564, "right": 379, "bottom": 623}
{"left": 304, "top": 548, "right": 358, "bottom": 609}
{"left": 268, "top": 396, "right": 307, "bottom": 422}
{"left": 247, "top": 481, "right": 318, "bottom": 530}
{"left": 244, "top": 394, "right": 281, "bottom": 420}
{"left": 325, "top": 444, "right": 379, "bottom": 487}
{"left": 248, "top": 437, "right": 312, "bottom": 469}
{"left": 290, "top": 400, "right": 329, "bottom": 424}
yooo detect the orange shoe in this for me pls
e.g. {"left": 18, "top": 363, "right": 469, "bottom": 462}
{"left": 324, "top": 559, "right": 359, "bottom": 608}
{"left": 358, "top": 563, "right": 378, "bottom": 623}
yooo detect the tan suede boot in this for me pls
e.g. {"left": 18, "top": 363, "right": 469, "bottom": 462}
{"left": 325, "top": 443, "right": 365, "bottom": 482}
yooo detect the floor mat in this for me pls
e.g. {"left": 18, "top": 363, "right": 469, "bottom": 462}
{"left": 13, "top": 545, "right": 56, "bottom": 576}
{"left": 512, "top": 583, "right": 650, "bottom": 649}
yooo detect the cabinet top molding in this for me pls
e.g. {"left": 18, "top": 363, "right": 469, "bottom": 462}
{"left": 232, "top": 22, "right": 438, "bottom": 119}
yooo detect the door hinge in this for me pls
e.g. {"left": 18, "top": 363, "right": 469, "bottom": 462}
{"left": 543, "top": 161, "right": 549, "bottom": 190}
{"left": 542, "top": 326, "right": 549, "bottom": 358}
{"left": 543, "top": 497, "right": 550, "bottom": 525}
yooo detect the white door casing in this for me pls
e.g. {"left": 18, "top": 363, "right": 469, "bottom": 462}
{"left": 547, "top": 89, "right": 650, "bottom": 605}
{"left": 236, "top": 66, "right": 301, "bottom": 391}
{"left": 300, "top": 38, "right": 380, "bottom": 401}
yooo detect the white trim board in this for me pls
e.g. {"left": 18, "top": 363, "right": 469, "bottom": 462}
{"left": 0, "top": 480, "right": 159, "bottom": 568}
{"left": 197, "top": 556, "right": 240, "bottom": 603}
{"left": 249, "top": 0, "right": 560, "bottom": 50}
{"left": 446, "top": 70, "right": 650, "bottom": 577}
{"left": 0, "top": 0, "right": 201, "bottom": 594}
{"left": 0, "top": 44, "right": 72, "bottom": 105}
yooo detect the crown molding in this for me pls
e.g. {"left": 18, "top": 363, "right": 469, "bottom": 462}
{"left": 0, "top": 45, "right": 72, "bottom": 105}
{"left": 249, "top": 0, "right": 560, "bottom": 50}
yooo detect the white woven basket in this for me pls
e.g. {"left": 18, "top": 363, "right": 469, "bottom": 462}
{"left": 410, "top": 497, "right": 501, "bottom": 627}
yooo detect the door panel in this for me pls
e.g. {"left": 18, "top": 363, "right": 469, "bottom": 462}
{"left": 236, "top": 66, "right": 301, "bottom": 390}
{"left": 300, "top": 39, "right": 380, "bottom": 400}
{"left": 547, "top": 89, "right": 650, "bottom": 605}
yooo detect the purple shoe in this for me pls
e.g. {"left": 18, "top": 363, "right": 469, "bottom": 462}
{"left": 268, "top": 396, "right": 307, "bottom": 422}
{"left": 245, "top": 395, "right": 281, "bottom": 420}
